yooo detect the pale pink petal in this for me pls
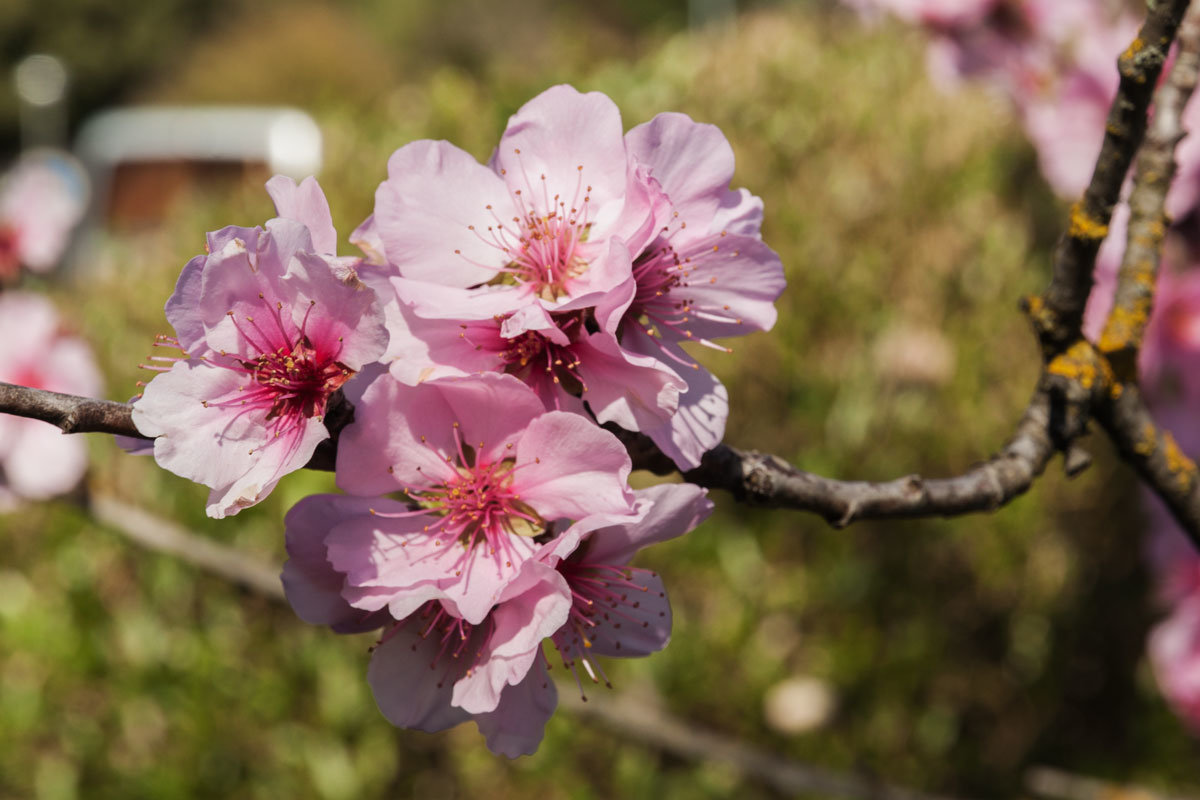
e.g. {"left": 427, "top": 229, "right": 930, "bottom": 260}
{"left": 281, "top": 493, "right": 390, "bottom": 633}
{"left": 350, "top": 214, "right": 388, "bottom": 266}
{"left": 584, "top": 484, "right": 714, "bottom": 566}
{"left": 133, "top": 360, "right": 328, "bottom": 518}
{"left": 265, "top": 175, "right": 338, "bottom": 255}
{"left": 452, "top": 563, "right": 570, "bottom": 713}
{"left": 2, "top": 420, "right": 88, "bottom": 499}
{"left": 514, "top": 411, "right": 635, "bottom": 520}
{"left": 626, "top": 112, "right": 735, "bottom": 228}
{"left": 710, "top": 187, "right": 764, "bottom": 236}
{"left": 335, "top": 371, "right": 459, "bottom": 495}
{"left": 164, "top": 255, "right": 208, "bottom": 355}
{"left": 375, "top": 139, "right": 515, "bottom": 286}
{"left": 391, "top": 276, "right": 531, "bottom": 323}
{"left": 573, "top": 332, "right": 684, "bottom": 432}
{"left": 492, "top": 85, "right": 628, "bottom": 211}
{"left": 620, "top": 329, "right": 728, "bottom": 469}
{"left": 382, "top": 303, "right": 506, "bottom": 385}
{"left": 325, "top": 510, "right": 539, "bottom": 625}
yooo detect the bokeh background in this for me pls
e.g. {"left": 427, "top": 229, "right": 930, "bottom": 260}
{"left": 1, "top": 0, "right": 1194, "bottom": 797}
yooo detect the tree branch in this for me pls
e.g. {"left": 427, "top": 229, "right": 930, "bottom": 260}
{"left": 0, "top": 381, "right": 144, "bottom": 437}
{"left": 1032, "top": 0, "right": 1192, "bottom": 350}
{"left": 1100, "top": 0, "right": 1200, "bottom": 373}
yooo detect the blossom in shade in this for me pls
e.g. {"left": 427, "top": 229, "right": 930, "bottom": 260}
{"left": 0, "top": 150, "right": 89, "bottom": 279}
{"left": 538, "top": 482, "right": 714, "bottom": 694}
{"left": 332, "top": 371, "right": 639, "bottom": 623}
{"left": 284, "top": 506, "right": 571, "bottom": 759}
{"left": 0, "top": 292, "right": 103, "bottom": 507}
{"left": 132, "top": 177, "right": 388, "bottom": 518}
{"left": 280, "top": 477, "right": 711, "bottom": 757}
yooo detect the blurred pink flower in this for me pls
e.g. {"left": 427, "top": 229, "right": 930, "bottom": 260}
{"left": 132, "top": 177, "right": 388, "bottom": 518}
{"left": 1150, "top": 594, "right": 1200, "bottom": 730}
{"left": 0, "top": 292, "right": 102, "bottom": 506}
{"left": 0, "top": 151, "right": 89, "bottom": 278}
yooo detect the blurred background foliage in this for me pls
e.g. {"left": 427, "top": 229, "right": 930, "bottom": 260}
{"left": 1, "top": 0, "right": 1195, "bottom": 797}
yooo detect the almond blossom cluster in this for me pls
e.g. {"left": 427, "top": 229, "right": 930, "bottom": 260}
{"left": 839, "top": 0, "right": 1200, "bottom": 733}
{"left": 128, "top": 85, "right": 781, "bottom": 754}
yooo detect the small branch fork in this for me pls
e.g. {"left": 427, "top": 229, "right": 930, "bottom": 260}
{"left": 4, "top": 0, "right": 1200, "bottom": 541}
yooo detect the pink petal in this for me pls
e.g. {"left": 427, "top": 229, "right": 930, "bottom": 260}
{"left": 133, "top": 360, "right": 328, "bottom": 518}
{"left": 584, "top": 483, "right": 714, "bottom": 566}
{"left": 281, "top": 493, "right": 389, "bottom": 633}
{"left": 474, "top": 659, "right": 558, "bottom": 757}
{"left": 514, "top": 411, "right": 635, "bottom": 520}
{"left": 625, "top": 112, "right": 735, "bottom": 228}
{"left": 573, "top": 332, "right": 684, "bottom": 432}
{"left": 375, "top": 140, "right": 515, "bottom": 286}
{"left": 265, "top": 175, "right": 338, "bottom": 255}
{"left": 452, "top": 564, "right": 570, "bottom": 714}
{"left": 367, "top": 625, "right": 473, "bottom": 733}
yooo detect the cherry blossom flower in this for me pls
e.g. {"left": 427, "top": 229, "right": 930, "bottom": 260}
{"left": 618, "top": 112, "right": 785, "bottom": 467}
{"left": 0, "top": 150, "right": 89, "bottom": 279}
{"left": 0, "top": 292, "right": 103, "bottom": 507}
{"left": 371, "top": 86, "right": 783, "bottom": 468}
{"left": 331, "top": 371, "right": 639, "bottom": 623}
{"left": 281, "top": 476, "right": 710, "bottom": 756}
{"left": 132, "top": 177, "right": 388, "bottom": 518}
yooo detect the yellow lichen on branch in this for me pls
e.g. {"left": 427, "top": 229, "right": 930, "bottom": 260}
{"left": 1046, "top": 340, "right": 1113, "bottom": 391}
{"left": 1067, "top": 203, "right": 1110, "bottom": 240}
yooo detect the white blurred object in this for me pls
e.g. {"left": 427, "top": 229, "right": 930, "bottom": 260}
{"left": 14, "top": 54, "right": 69, "bottom": 149}
{"left": 0, "top": 149, "right": 90, "bottom": 276}
{"left": 763, "top": 676, "right": 837, "bottom": 735}
{"left": 76, "top": 107, "right": 322, "bottom": 178}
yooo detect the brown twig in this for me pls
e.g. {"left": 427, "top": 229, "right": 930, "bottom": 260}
{"left": 0, "top": 381, "right": 144, "bottom": 437}
{"left": 1100, "top": 1, "right": 1200, "bottom": 372}
{"left": 1033, "top": 0, "right": 1191, "bottom": 350}
{"left": 1090, "top": 3, "right": 1200, "bottom": 550}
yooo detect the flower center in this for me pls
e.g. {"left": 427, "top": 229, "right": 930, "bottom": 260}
{"left": 376, "top": 422, "right": 545, "bottom": 578}
{"left": 461, "top": 162, "right": 595, "bottom": 301}
{"left": 199, "top": 294, "right": 352, "bottom": 440}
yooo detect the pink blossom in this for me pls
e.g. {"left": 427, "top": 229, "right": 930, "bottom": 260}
{"left": 538, "top": 482, "right": 714, "bottom": 691}
{"left": 619, "top": 112, "right": 785, "bottom": 467}
{"left": 0, "top": 292, "right": 103, "bottom": 506}
{"left": 331, "top": 371, "right": 639, "bottom": 623}
{"left": 132, "top": 177, "right": 388, "bottom": 518}
{"left": 281, "top": 497, "right": 570, "bottom": 756}
{"left": 1150, "top": 594, "right": 1200, "bottom": 731}
{"left": 374, "top": 85, "right": 663, "bottom": 325}
{"left": 281, "top": 480, "right": 712, "bottom": 756}
{"left": 372, "top": 87, "right": 783, "bottom": 468}
{"left": 0, "top": 150, "right": 89, "bottom": 278}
